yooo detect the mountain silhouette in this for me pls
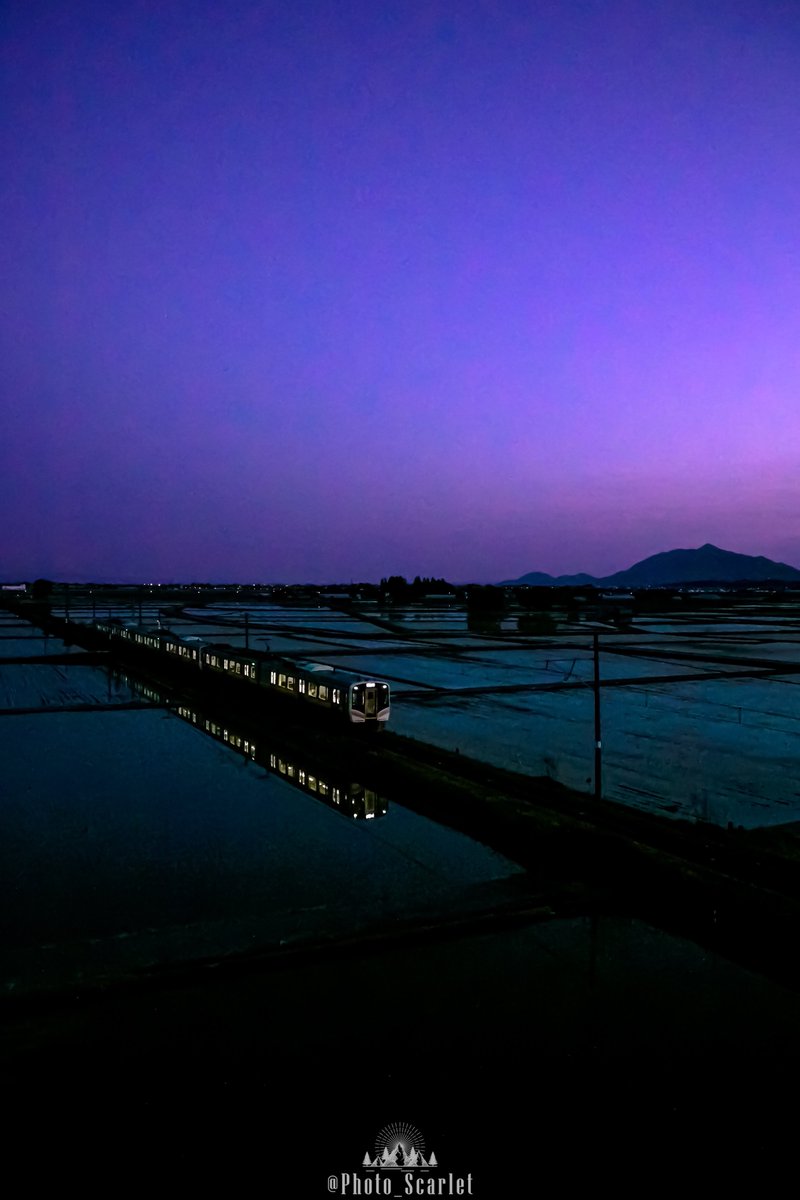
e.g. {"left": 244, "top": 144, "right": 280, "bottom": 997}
{"left": 504, "top": 544, "right": 800, "bottom": 587}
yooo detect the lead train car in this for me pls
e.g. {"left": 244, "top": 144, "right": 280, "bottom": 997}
{"left": 260, "top": 658, "right": 390, "bottom": 727}
{"left": 93, "top": 620, "right": 391, "bottom": 728}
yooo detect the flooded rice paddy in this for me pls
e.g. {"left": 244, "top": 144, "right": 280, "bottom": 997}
{"left": 1, "top": 611, "right": 532, "bottom": 997}
{"left": 157, "top": 599, "right": 800, "bottom": 827}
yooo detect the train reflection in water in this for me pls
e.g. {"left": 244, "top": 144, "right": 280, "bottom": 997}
{"left": 124, "top": 674, "right": 388, "bottom": 820}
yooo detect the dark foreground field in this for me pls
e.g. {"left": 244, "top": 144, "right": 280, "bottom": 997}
{"left": 3, "top": 601, "right": 800, "bottom": 1179}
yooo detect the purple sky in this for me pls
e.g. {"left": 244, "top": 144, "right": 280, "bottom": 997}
{"left": 2, "top": 0, "right": 799, "bottom": 583}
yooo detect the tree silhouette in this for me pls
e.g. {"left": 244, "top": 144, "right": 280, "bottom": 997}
{"left": 31, "top": 578, "right": 54, "bottom": 603}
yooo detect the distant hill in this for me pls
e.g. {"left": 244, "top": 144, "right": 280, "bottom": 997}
{"left": 505, "top": 570, "right": 597, "bottom": 587}
{"left": 504, "top": 544, "right": 800, "bottom": 587}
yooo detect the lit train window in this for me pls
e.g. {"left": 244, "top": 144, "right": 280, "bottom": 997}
{"left": 319, "top": 685, "right": 329, "bottom": 701}
{"left": 287, "top": 676, "right": 294, "bottom": 690}
{"left": 332, "top": 688, "right": 340, "bottom": 704}
{"left": 308, "top": 776, "right": 317, "bottom": 791}
{"left": 319, "top": 781, "right": 329, "bottom": 796}
{"left": 298, "top": 769, "right": 306, "bottom": 784}
{"left": 270, "top": 753, "right": 276, "bottom": 768}
{"left": 308, "top": 681, "right": 318, "bottom": 697}
{"left": 298, "top": 679, "right": 306, "bottom": 694}
{"left": 270, "top": 671, "right": 276, "bottom": 684}
{"left": 278, "top": 673, "right": 286, "bottom": 687}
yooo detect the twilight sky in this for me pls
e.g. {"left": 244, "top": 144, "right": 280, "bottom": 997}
{"left": 2, "top": 0, "right": 799, "bottom": 583}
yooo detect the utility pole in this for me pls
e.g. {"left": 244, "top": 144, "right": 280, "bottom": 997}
{"left": 593, "top": 632, "right": 602, "bottom": 800}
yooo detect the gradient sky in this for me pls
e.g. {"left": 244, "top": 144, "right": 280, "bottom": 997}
{"left": 2, "top": 0, "right": 799, "bottom": 582}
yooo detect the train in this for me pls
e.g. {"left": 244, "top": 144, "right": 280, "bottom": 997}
{"left": 92, "top": 618, "right": 391, "bottom": 728}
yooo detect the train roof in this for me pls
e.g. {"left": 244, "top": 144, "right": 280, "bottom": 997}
{"left": 263, "top": 654, "right": 388, "bottom": 688}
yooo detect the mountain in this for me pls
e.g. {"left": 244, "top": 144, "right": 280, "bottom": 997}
{"left": 505, "top": 570, "right": 597, "bottom": 587}
{"left": 504, "top": 544, "right": 800, "bottom": 587}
